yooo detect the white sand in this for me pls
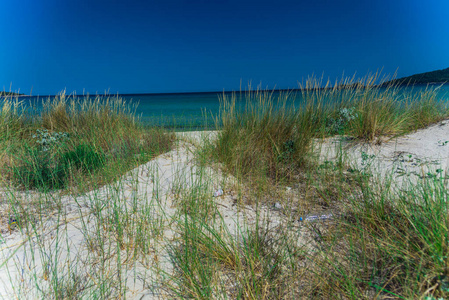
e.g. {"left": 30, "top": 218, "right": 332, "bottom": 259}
{"left": 317, "top": 119, "right": 449, "bottom": 186}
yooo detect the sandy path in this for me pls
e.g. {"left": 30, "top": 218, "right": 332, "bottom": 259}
{"left": 0, "top": 137, "right": 205, "bottom": 298}
{"left": 0, "top": 131, "right": 273, "bottom": 299}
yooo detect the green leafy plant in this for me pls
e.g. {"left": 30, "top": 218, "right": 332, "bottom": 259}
{"left": 326, "top": 106, "right": 358, "bottom": 135}
{"left": 60, "top": 143, "right": 104, "bottom": 174}
{"left": 277, "top": 139, "right": 295, "bottom": 162}
{"left": 32, "top": 128, "right": 69, "bottom": 151}
{"left": 361, "top": 151, "right": 376, "bottom": 168}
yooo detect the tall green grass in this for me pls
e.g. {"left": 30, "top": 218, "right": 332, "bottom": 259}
{"left": 306, "top": 171, "right": 449, "bottom": 299}
{"left": 0, "top": 92, "right": 174, "bottom": 190}
{"left": 211, "top": 74, "right": 448, "bottom": 185}
{"left": 215, "top": 88, "right": 314, "bottom": 182}
{"left": 299, "top": 74, "right": 447, "bottom": 140}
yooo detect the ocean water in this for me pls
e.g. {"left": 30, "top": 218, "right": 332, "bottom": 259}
{"left": 4, "top": 84, "right": 449, "bottom": 130}
{"left": 134, "top": 92, "right": 224, "bottom": 129}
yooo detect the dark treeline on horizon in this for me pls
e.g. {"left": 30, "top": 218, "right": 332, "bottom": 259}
{"left": 0, "top": 91, "right": 23, "bottom": 96}
{"left": 384, "top": 67, "right": 449, "bottom": 86}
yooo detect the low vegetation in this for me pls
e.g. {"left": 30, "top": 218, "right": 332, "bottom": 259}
{"left": 1, "top": 75, "right": 449, "bottom": 299}
{"left": 0, "top": 92, "right": 174, "bottom": 191}
{"left": 210, "top": 74, "right": 448, "bottom": 184}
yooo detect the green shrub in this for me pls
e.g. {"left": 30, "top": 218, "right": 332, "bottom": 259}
{"left": 11, "top": 143, "right": 105, "bottom": 190}
{"left": 12, "top": 147, "right": 66, "bottom": 190}
{"left": 60, "top": 143, "right": 104, "bottom": 174}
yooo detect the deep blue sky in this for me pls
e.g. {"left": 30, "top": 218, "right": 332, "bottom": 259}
{"left": 1, "top": 0, "right": 449, "bottom": 95}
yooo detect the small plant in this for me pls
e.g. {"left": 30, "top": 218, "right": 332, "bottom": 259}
{"left": 50, "top": 271, "right": 90, "bottom": 299}
{"left": 422, "top": 169, "right": 448, "bottom": 180}
{"left": 11, "top": 129, "right": 71, "bottom": 189}
{"left": 277, "top": 139, "right": 295, "bottom": 162}
{"left": 319, "top": 160, "right": 336, "bottom": 170}
{"left": 326, "top": 106, "right": 358, "bottom": 135}
{"left": 32, "top": 128, "right": 69, "bottom": 151}
{"left": 437, "top": 140, "right": 449, "bottom": 146}
{"left": 361, "top": 151, "right": 375, "bottom": 166}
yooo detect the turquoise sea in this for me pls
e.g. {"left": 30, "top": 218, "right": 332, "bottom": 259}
{"left": 5, "top": 84, "right": 449, "bottom": 131}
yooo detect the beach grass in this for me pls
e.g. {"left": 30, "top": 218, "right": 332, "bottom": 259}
{"left": 0, "top": 92, "right": 175, "bottom": 298}
{"left": 209, "top": 74, "right": 448, "bottom": 186}
{"left": 0, "top": 92, "right": 174, "bottom": 191}
{"left": 308, "top": 174, "right": 449, "bottom": 299}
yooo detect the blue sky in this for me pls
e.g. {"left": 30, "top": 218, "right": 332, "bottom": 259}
{"left": 1, "top": 0, "right": 449, "bottom": 95}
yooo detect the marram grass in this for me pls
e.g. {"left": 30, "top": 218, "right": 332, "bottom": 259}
{"left": 0, "top": 92, "right": 174, "bottom": 190}
{"left": 211, "top": 74, "right": 448, "bottom": 185}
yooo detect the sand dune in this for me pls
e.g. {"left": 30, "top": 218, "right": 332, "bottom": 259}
{"left": 1, "top": 121, "right": 449, "bottom": 298}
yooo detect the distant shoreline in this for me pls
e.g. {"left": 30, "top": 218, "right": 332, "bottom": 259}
{"left": 0, "top": 92, "right": 24, "bottom": 96}
{"left": 2, "top": 82, "right": 448, "bottom": 98}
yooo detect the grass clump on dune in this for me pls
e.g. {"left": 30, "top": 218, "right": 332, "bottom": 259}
{"left": 306, "top": 172, "right": 449, "bottom": 299}
{"left": 163, "top": 201, "right": 305, "bottom": 299}
{"left": 0, "top": 92, "right": 174, "bottom": 191}
{"left": 299, "top": 73, "right": 448, "bottom": 141}
{"left": 214, "top": 88, "right": 317, "bottom": 183}
{"left": 211, "top": 74, "right": 448, "bottom": 185}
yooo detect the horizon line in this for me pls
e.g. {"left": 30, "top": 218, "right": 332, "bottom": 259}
{"left": 4, "top": 82, "right": 447, "bottom": 98}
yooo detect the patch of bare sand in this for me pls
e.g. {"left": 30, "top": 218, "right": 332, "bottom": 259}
{"left": 317, "top": 119, "right": 449, "bottom": 186}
